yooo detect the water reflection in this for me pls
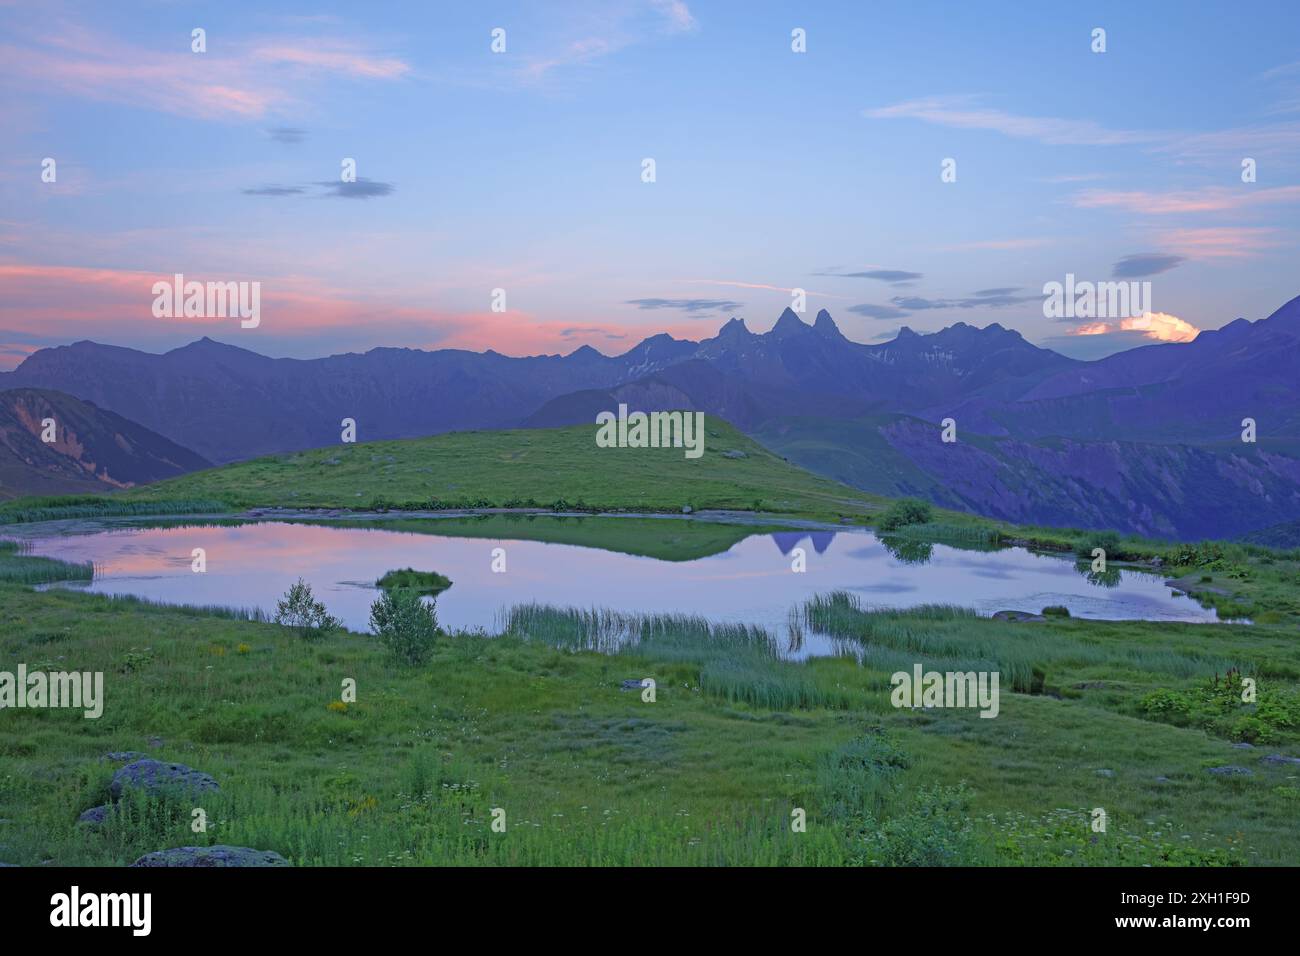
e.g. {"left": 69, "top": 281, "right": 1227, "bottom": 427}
{"left": 15, "top": 518, "right": 1220, "bottom": 658}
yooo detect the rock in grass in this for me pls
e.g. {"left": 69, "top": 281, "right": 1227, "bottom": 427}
{"left": 130, "top": 846, "right": 289, "bottom": 868}
{"left": 110, "top": 760, "right": 219, "bottom": 801}
{"left": 1207, "top": 765, "right": 1254, "bottom": 777}
{"left": 1262, "top": 753, "right": 1300, "bottom": 766}
{"left": 991, "top": 609, "right": 1045, "bottom": 622}
{"left": 77, "top": 805, "right": 112, "bottom": 828}
{"left": 620, "top": 679, "right": 650, "bottom": 691}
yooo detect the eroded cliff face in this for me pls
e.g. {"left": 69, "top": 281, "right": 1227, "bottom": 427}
{"left": 0, "top": 388, "right": 210, "bottom": 499}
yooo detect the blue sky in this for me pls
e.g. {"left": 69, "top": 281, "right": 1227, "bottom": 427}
{"left": 2, "top": 0, "right": 1298, "bottom": 367}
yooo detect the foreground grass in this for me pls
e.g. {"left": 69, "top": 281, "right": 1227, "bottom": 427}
{"left": 111, "top": 418, "right": 885, "bottom": 521}
{"left": 3, "top": 558, "right": 1299, "bottom": 865}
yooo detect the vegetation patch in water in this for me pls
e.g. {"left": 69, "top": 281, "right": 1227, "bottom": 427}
{"left": 376, "top": 568, "right": 452, "bottom": 596}
{"left": 0, "top": 540, "right": 93, "bottom": 585}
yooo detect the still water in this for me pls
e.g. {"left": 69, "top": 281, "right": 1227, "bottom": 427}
{"left": 17, "top": 518, "right": 1217, "bottom": 655}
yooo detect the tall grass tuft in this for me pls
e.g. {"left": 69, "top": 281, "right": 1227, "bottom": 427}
{"left": 501, "top": 603, "right": 866, "bottom": 710}
{"left": 0, "top": 540, "right": 93, "bottom": 584}
{"left": 0, "top": 497, "right": 231, "bottom": 525}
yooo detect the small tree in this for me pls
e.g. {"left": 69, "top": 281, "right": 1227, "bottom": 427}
{"left": 274, "top": 578, "right": 340, "bottom": 641}
{"left": 369, "top": 587, "right": 441, "bottom": 665}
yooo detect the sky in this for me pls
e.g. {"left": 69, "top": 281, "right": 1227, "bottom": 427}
{"left": 2, "top": 0, "right": 1299, "bottom": 369}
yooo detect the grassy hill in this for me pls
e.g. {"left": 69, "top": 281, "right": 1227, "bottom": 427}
{"left": 120, "top": 417, "right": 886, "bottom": 519}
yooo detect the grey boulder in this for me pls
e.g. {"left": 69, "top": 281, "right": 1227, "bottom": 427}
{"left": 110, "top": 760, "right": 220, "bottom": 801}
{"left": 130, "top": 845, "right": 289, "bottom": 868}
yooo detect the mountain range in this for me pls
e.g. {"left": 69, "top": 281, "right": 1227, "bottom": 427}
{"left": 3, "top": 294, "right": 1298, "bottom": 539}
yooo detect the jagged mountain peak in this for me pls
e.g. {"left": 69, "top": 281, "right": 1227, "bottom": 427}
{"left": 716, "top": 316, "right": 753, "bottom": 338}
{"left": 768, "top": 307, "right": 811, "bottom": 338}
{"left": 812, "top": 309, "right": 845, "bottom": 339}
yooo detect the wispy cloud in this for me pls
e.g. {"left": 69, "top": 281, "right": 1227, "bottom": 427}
{"left": 866, "top": 96, "right": 1300, "bottom": 164}
{"left": 813, "top": 268, "right": 922, "bottom": 283}
{"left": 316, "top": 179, "right": 396, "bottom": 199}
{"left": 847, "top": 303, "right": 910, "bottom": 320}
{"left": 649, "top": 0, "right": 697, "bottom": 33}
{"left": 266, "top": 127, "right": 307, "bottom": 144}
{"left": 939, "top": 238, "right": 1055, "bottom": 251}
{"left": 1037, "top": 173, "right": 1106, "bottom": 184}
{"left": 519, "top": 1, "right": 697, "bottom": 83}
{"left": 864, "top": 96, "right": 1158, "bottom": 146}
{"left": 889, "top": 288, "right": 1038, "bottom": 311}
{"left": 1155, "top": 226, "right": 1284, "bottom": 258}
{"left": 1072, "top": 185, "right": 1300, "bottom": 215}
{"left": 672, "top": 278, "right": 850, "bottom": 300}
{"left": 250, "top": 41, "right": 410, "bottom": 80}
{"left": 240, "top": 179, "right": 396, "bottom": 199}
{"left": 847, "top": 287, "right": 1036, "bottom": 319}
{"left": 0, "top": 22, "right": 410, "bottom": 121}
{"left": 242, "top": 185, "right": 307, "bottom": 197}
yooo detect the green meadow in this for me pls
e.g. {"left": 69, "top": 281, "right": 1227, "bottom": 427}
{"left": 112, "top": 417, "right": 887, "bottom": 520}
{"left": 2, "top": 423, "right": 1299, "bottom": 866}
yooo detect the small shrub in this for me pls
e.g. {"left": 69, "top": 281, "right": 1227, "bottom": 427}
{"left": 369, "top": 587, "right": 441, "bottom": 665}
{"left": 876, "top": 498, "right": 933, "bottom": 533}
{"left": 1041, "top": 605, "right": 1071, "bottom": 618}
{"left": 1075, "top": 530, "right": 1120, "bottom": 559}
{"left": 273, "top": 578, "right": 341, "bottom": 641}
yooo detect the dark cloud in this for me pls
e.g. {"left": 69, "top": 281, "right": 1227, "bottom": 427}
{"left": 625, "top": 298, "right": 743, "bottom": 313}
{"left": 266, "top": 127, "right": 307, "bottom": 144}
{"left": 242, "top": 185, "right": 307, "bottom": 196}
{"left": 972, "top": 287, "right": 1022, "bottom": 297}
{"left": 316, "top": 178, "right": 396, "bottom": 199}
{"left": 891, "top": 289, "right": 1037, "bottom": 310}
{"left": 815, "top": 268, "right": 922, "bottom": 283}
{"left": 847, "top": 303, "right": 910, "bottom": 320}
{"left": 1112, "top": 253, "right": 1186, "bottom": 278}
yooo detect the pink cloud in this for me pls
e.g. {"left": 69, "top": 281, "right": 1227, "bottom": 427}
{"left": 251, "top": 42, "right": 411, "bottom": 80}
{"left": 1072, "top": 185, "right": 1300, "bottom": 215}
{"left": 0, "top": 263, "right": 678, "bottom": 368}
{"left": 0, "top": 23, "right": 410, "bottom": 121}
{"left": 1066, "top": 312, "right": 1200, "bottom": 343}
{"left": 1154, "top": 227, "right": 1284, "bottom": 258}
